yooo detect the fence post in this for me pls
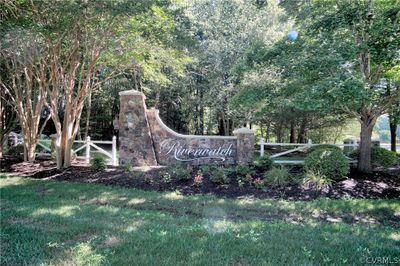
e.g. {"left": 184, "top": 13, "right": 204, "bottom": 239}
{"left": 85, "top": 136, "right": 91, "bottom": 165}
{"left": 260, "top": 138, "right": 265, "bottom": 157}
{"left": 13, "top": 134, "right": 18, "bottom": 146}
{"left": 112, "top": 136, "right": 118, "bottom": 166}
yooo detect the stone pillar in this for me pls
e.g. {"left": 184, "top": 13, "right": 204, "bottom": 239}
{"left": 234, "top": 127, "right": 255, "bottom": 165}
{"left": 343, "top": 138, "right": 357, "bottom": 154}
{"left": 371, "top": 138, "right": 380, "bottom": 148}
{"left": 118, "top": 90, "right": 157, "bottom": 166}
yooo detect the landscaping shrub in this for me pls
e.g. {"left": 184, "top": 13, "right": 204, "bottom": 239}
{"left": 223, "top": 166, "right": 237, "bottom": 177}
{"left": 124, "top": 163, "right": 133, "bottom": 172}
{"left": 307, "top": 144, "right": 342, "bottom": 154}
{"left": 236, "top": 173, "right": 253, "bottom": 188}
{"left": 302, "top": 171, "right": 333, "bottom": 191}
{"left": 349, "top": 147, "right": 398, "bottom": 168}
{"left": 144, "top": 175, "right": 153, "bottom": 184}
{"left": 235, "top": 165, "right": 255, "bottom": 176}
{"left": 210, "top": 167, "right": 229, "bottom": 184}
{"left": 161, "top": 172, "right": 172, "bottom": 183}
{"left": 305, "top": 148, "right": 349, "bottom": 180}
{"left": 263, "top": 167, "right": 291, "bottom": 187}
{"left": 170, "top": 163, "right": 191, "bottom": 181}
{"left": 90, "top": 154, "right": 107, "bottom": 171}
{"left": 133, "top": 171, "right": 145, "bottom": 179}
{"left": 6, "top": 144, "right": 24, "bottom": 158}
{"left": 253, "top": 155, "right": 273, "bottom": 171}
{"left": 200, "top": 165, "right": 211, "bottom": 176}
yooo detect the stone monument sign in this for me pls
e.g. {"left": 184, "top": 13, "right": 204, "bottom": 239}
{"left": 118, "top": 90, "right": 254, "bottom": 166}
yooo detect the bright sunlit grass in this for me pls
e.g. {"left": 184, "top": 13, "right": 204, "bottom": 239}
{"left": 1, "top": 177, "right": 399, "bottom": 265}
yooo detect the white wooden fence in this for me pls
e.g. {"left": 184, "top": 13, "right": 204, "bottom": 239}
{"left": 259, "top": 138, "right": 359, "bottom": 165}
{"left": 73, "top": 136, "right": 118, "bottom": 166}
{"left": 14, "top": 134, "right": 118, "bottom": 166}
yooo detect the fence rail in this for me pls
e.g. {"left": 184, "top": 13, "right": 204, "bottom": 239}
{"left": 259, "top": 138, "right": 359, "bottom": 165}
{"left": 13, "top": 134, "right": 118, "bottom": 166}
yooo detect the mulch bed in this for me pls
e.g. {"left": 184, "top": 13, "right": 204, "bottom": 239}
{"left": 1, "top": 156, "right": 399, "bottom": 201}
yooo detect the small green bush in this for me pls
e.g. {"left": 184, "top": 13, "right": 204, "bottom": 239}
{"left": 161, "top": 172, "right": 172, "bottom": 183}
{"left": 90, "top": 154, "right": 107, "bottom": 171}
{"left": 132, "top": 171, "right": 145, "bottom": 179}
{"left": 7, "top": 144, "right": 24, "bottom": 157}
{"left": 235, "top": 165, "right": 255, "bottom": 176}
{"left": 349, "top": 147, "right": 398, "bottom": 168}
{"left": 200, "top": 165, "right": 212, "bottom": 176}
{"left": 210, "top": 168, "right": 229, "bottom": 184}
{"left": 263, "top": 167, "right": 291, "bottom": 187}
{"left": 305, "top": 148, "right": 349, "bottom": 180}
{"left": 307, "top": 144, "right": 342, "bottom": 154}
{"left": 253, "top": 155, "right": 273, "bottom": 172}
{"left": 124, "top": 163, "right": 133, "bottom": 172}
{"left": 171, "top": 163, "right": 191, "bottom": 181}
{"left": 223, "top": 166, "right": 237, "bottom": 177}
{"left": 302, "top": 171, "right": 333, "bottom": 191}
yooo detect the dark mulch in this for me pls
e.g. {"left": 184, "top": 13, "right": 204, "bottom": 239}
{"left": 1, "top": 156, "right": 399, "bottom": 201}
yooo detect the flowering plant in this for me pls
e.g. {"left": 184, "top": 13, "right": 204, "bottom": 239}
{"left": 253, "top": 178, "right": 264, "bottom": 189}
{"left": 194, "top": 173, "right": 204, "bottom": 187}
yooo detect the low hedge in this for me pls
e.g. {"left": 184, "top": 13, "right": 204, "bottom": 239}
{"left": 305, "top": 147, "right": 349, "bottom": 180}
{"left": 349, "top": 147, "right": 398, "bottom": 168}
{"left": 307, "top": 144, "right": 342, "bottom": 154}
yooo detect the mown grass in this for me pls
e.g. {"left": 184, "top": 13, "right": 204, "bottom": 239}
{"left": 1, "top": 176, "right": 399, "bottom": 265}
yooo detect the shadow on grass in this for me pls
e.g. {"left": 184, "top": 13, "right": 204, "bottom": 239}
{"left": 1, "top": 177, "right": 399, "bottom": 265}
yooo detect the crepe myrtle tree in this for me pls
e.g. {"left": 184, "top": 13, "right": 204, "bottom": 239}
{"left": 2, "top": 0, "right": 189, "bottom": 169}
{"left": 0, "top": 28, "right": 50, "bottom": 162}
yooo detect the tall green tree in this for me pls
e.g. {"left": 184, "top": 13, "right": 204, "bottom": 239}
{"left": 1, "top": 0, "right": 190, "bottom": 168}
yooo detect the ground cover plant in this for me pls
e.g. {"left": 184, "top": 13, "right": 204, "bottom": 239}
{"left": 1, "top": 176, "right": 399, "bottom": 265}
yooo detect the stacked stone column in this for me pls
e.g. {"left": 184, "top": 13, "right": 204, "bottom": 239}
{"left": 234, "top": 128, "right": 255, "bottom": 165}
{"left": 118, "top": 90, "right": 157, "bottom": 166}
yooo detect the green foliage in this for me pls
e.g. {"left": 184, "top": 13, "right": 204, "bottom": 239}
{"left": 305, "top": 148, "right": 349, "bottom": 180}
{"left": 133, "top": 171, "right": 146, "bottom": 179}
{"left": 302, "top": 171, "right": 333, "bottom": 191}
{"left": 144, "top": 175, "right": 153, "bottom": 184}
{"left": 6, "top": 144, "right": 24, "bottom": 158}
{"left": 236, "top": 173, "right": 253, "bottom": 188}
{"left": 200, "top": 165, "right": 212, "bottom": 176}
{"left": 253, "top": 156, "right": 273, "bottom": 172}
{"left": 124, "top": 163, "right": 134, "bottom": 172}
{"left": 2, "top": 177, "right": 400, "bottom": 265}
{"left": 170, "top": 163, "right": 191, "bottom": 181}
{"left": 349, "top": 147, "right": 398, "bottom": 168}
{"left": 235, "top": 165, "right": 255, "bottom": 176}
{"left": 263, "top": 167, "right": 291, "bottom": 187}
{"left": 90, "top": 155, "right": 107, "bottom": 172}
{"left": 161, "top": 172, "right": 172, "bottom": 184}
{"left": 210, "top": 168, "right": 229, "bottom": 185}
{"left": 307, "top": 145, "right": 342, "bottom": 154}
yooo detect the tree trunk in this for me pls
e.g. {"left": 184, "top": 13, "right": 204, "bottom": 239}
{"left": 297, "top": 119, "right": 307, "bottom": 143}
{"left": 290, "top": 121, "right": 296, "bottom": 143}
{"left": 358, "top": 118, "right": 375, "bottom": 173}
{"left": 155, "top": 88, "right": 160, "bottom": 109}
{"left": 389, "top": 117, "right": 397, "bottom": 152}
{"left": 84, "top": 90, "right": 92, "bottom": 140}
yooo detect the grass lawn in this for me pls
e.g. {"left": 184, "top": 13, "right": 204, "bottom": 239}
{"left": 1, "top": 176, "right": 399, "bottom": 265}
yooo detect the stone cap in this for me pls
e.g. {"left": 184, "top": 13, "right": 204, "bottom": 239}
{"left": 233, "top": 127, "right": 254, "bottom": 134}
{"left": 119, "top": 90, "right": 145, "bottom": 97}
{"left": 147, "top": 109, "right": 237, "bottom": 140}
